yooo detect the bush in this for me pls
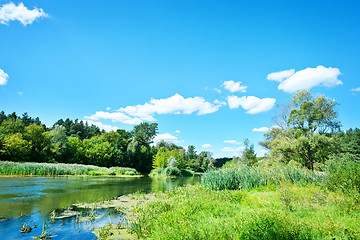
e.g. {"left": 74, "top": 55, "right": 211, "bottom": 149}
{"left": 287, "top": 160, "right": 303, "bottom": 169}
{"left": 325, "top": 153, "right": 360, "bottom": 198}
{"left": 180, "top": 169, "right": 194, "bottom": 177}
{"left": 164, "top": 167, "right": 181, "bottom": 176}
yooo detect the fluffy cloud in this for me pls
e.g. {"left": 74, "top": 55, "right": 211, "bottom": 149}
{"left": 214, "top": 88, "right": 221, "bottom": 93}
{"left": 175, "top": 130, "right": 181, "bottom": 133}
{"left": 268, "top": 66, "right": 342, "bottom": 93}
{"left": 153, "top": 133, "right": 183, "bottom": 144}
{"left": 0, "top": 68, "right": 9, "bottom": 85}
{"left": 202, "top": 144, "right": 212, "bottom": 148}
{"left": 221, "top": 146, "right": 245, "bottom": 155}
{"left": 267, "top": 69, "right": 295, "bottom": 82}
{"left": 0, "top": 2, "right": 48, "bottom": 26}
{"left": 227, "top": 96, "right": 276, "bottom": 114}
{"left": 253, "top": 127, "right": 269, "bottom": 132}
{"left": 213, "top": 99, "right": 226, "bottom": 106}
{"left": 85, "top": 111, "right": 142, "bottom": 125}
{"left": 222, "top": 80, "right": 247, "bottom": 93}
{"left": 223, "top": 140, "right": 241, "bottom": 145}
{"left": 84, "top": 120, "right": 119, "bottom": 132}
{"left": 351, "top": 87, "right": 360, "bottom": 92}
{"left": 119, "top": 93, "right": 221, "bottom": 121}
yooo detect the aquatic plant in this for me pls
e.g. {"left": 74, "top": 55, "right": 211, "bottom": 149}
{"left": 201, "top": 165, "right": 324, "bottom": 190}
{"left": 0, "top": 161, "right": 140, "bottom": 176}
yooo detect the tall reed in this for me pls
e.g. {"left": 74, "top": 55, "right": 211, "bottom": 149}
{"left": 0, "top": 161, "right": 140, "bottom": 176}
{"left": 201, "top": 165, "right": 324, "bottom": 190}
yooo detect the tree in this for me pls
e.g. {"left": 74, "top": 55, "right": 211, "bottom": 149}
{"left": 241, "top": 139, "right": 257, "bottom": 166}
{"left": 0, "top": 133, "right": 31, "bottom": 162}
{"left": 133, "top": 122, "right": 158, "bottom": 146}
{"left": 262, "top": 90, "right": 340, "bottom": 170}
{"left": 153, "top": 147, "right": 171, "bottom": 169}
{"left": 24, "top": 123, "right": 48, "bottom": 162}
{"left": 288, "top": 90, "right": 341, "bottom": 134}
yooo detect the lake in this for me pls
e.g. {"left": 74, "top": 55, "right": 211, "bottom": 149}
{"left": 0, "top": 176, "right": 200, "bottom": 239}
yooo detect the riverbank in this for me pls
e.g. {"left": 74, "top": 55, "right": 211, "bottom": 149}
{"left": 122, "top": 184, "right": 360, "bottom": 239}
{"left": 0, "top": 161, "right": 141, "bottom": 176}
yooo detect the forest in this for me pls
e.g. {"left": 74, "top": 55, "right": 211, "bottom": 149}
{"left": 0, "top": 111, "right": 214, "bottom": 173}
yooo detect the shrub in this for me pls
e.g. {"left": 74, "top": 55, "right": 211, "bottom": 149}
{"left": 180, "top": 169, "right": 194, "bottom": 177}
{"left": 164, "top": 167, "right": 181, "bottom": 176}
{"left": 325, "top": 153, "right": 360, "bottom": 198}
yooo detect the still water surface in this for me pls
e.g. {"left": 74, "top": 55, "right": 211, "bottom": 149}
{"left": 0, "top": 176, "right": 200, "bottom": 239}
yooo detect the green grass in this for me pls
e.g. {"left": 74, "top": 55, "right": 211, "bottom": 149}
{"left": 201, "top": 165, "right": 324, "bottom": 190}
{"left": 0, "top": 161, "right": 141, "bottom": 176}
{"left": 129, "top": 184, "right": 360, "bottom": 240}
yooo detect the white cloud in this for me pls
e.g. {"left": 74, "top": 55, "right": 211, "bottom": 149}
{"left": 214, "top": 88, "right": 221, "bottom": 93}
{"left": 85, "top": 111, "right": 142, "bottom": 125}
{"left": 213, "top": 99, "right": 227, "bottom": 106}
{"left": 223, "top": 140, "right": 241, "bottom": 145}
{"left": 268, "top": 66, "right": 342, "bottom": 93}
{"left": 253, "top": 127, "right": 269, "bottom": 132}
{"left": 202, "top": 143, "right": 212, "bottom": 148}
{"left": 175, "top": 130, "right": 181, "bottom": 133}
{"left": 0, "top": 2, "right": 48, "bottom": 26}
{"left": 84, "top": 120, "right": 119, "bottom": 132}
{"left": 0, "top": 68, "right": 9, "bottom": 85}
{"left": 227, "top": 96, "right": 276, "bottom": 114}
{"left": 221, "top": 146, "right": 245, "bottom": 155}
{"left": 351, "top": 87, "right": 360, "bottom": 92}
{"left": 267, "top": 69, "right": 295, "bottom": 82}
{"left": 118, "top": 93, "right": 221, "bottom": 121}
{"left": 222, "top": 80, "right": 247, "bottom": 93}
{"left": 18, "top": 91, "right": 23, "bottom": 96}
{"left": 106, "top": 107, "right": 111, "bottom": 111}
{"left": 153, "top": 133, "right": 183, "bottom": 144}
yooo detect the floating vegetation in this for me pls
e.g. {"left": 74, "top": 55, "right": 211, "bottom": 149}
{"left": 20, "top": 221, "right": 37, "bottom": 234}
{"left": 31, "top": 223, "right": 56, "bottom": 240}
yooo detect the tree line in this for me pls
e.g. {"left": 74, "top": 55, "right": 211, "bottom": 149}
{"left": 0, "top": 111, "right": 215, "bottom": 173}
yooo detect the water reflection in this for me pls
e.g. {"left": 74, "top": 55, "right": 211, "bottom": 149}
{"left": 0, "top": 176, "right": 199, "bottom": 218}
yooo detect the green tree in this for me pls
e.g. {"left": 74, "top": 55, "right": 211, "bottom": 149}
{"left": 153, "top": 147, "right": 171, "bottom": 169}
{"left": 24, "top": 123, "right": 48, "bottom": 162}
{"left": 0, "top": 133, "right": 31, "bottom": 162}
{"left": 133, "top": 122, "right": 158, "bottom": 146}
{"left": 171, "top": 148, "right": 186, "bottom": 169}
{"left": 241, "top": 139, "right": 257, "bottom": 166}
{"left": 262, "top": 90, "right": 340, "bottom": 170}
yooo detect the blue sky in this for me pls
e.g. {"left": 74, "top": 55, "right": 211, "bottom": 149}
{"left": 1, "top": 0, "right": 360, "bottom": 158}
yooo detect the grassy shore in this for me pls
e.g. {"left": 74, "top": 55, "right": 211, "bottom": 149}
{"left": 123, "top": 163, "right": 360, "bottom": 239}
{"left": 128, "top": 184, "right": 360, "bottom": 239}
{"left": 0, "top": 161, "right": 141, "bottom": 176}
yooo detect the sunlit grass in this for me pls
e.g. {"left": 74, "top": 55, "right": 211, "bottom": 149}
{"left": 129, "top": 184, "right": 360, "bottom": 239}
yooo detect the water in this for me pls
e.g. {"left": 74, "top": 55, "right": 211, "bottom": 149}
{"left": 0, "top": 176, "right": 200, "bottom": 239}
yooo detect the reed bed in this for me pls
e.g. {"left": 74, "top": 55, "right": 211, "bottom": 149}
{"left": 201, "top": 165, "right": 325, "bottom": 190}
{"left": 0, "top": 161, "right": 140, "bottom": 176}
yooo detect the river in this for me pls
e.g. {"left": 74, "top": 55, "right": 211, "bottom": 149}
{"left": 0, "top": 175, "right": 200, "bottom": 239}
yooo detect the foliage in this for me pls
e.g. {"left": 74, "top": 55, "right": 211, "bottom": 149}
{"left": 325, "top": 153, "right": 360, "bottom": 199}
{"left": 240, "top": 139, "right": 257, "bottom": 166}
{"left": 164, "top": 167, "right": 181, "bottom": 176}
{"left": 261, "top": 90, "right": 341, "bottom": 170}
